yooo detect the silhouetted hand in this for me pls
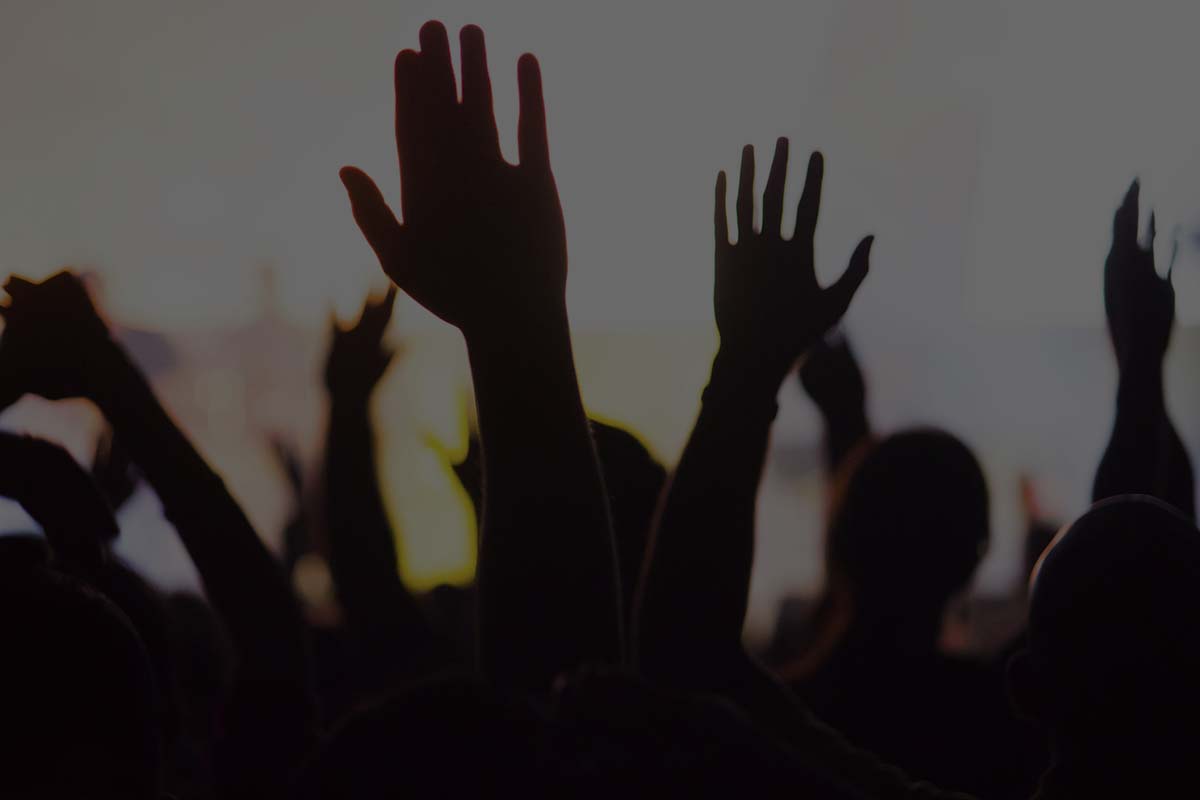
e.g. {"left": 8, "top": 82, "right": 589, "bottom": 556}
{"left": 1105, "top": 181, "right": 1173, "bottom": 368}
{"left": 340, "top": 22, "right": 566, "bottom": 339}
{"left": 324, "top": 287, "right": 399, "bottom": 404}
{"left": 0, "top": 271, "right": 114, "bottom": 411}
{"left": 0, "top": 431, "right": 114, "bottom": 575}
{"left": 799, "top": 335, "right": 866, "bottom": 416}
{"left": 714, "top": 140, "right": 873, "bottom": 381}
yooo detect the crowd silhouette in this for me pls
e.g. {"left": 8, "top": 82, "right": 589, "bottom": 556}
{"left": 1, "top": 19, "right": 1197, "bottom": 799}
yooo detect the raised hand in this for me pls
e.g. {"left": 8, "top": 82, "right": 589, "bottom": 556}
{"left": 0, "top": 431, "right": 115, "bottom": 576}
{"left": 798, "top": 333, "right": 872, "bottom": 474}
{"left": 1105, "top": 180, "right": 1173, "bottom": 368}
{"left": 340, "top": 22, "right": 566, "bottom": 338}
{"left": 799, "top": 334, "right": 866, "bottom": 417}
{"left": 714, "top": 139, "right": 873, "bottom": 381}
{"left": 342, "top": 22, "right": 621, "bottom": 688}
{"left": 0, "top": 271, "right": 114, "bottom": 411}
{"left": 324, "top": 286, "right": 399, "bottom": 405}
{"left": 1093, "top": 180, "right": 1195, "bottom": 517}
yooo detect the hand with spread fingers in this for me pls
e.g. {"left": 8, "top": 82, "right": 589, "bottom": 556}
{"left": 1105, "top": 180, "right": 1174, "bottom": 368}
{"left": 340, "top": 22, "right": 566, "bottom": 339}
{"left": 324, "top": 286, "right": 400, "bottom": 405}
{"left": 714, "top": 139, "right": 873, "bottom": 382}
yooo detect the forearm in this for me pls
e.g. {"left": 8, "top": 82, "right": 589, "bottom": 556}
{"left": 821, "top": 403, "right": 871, "bottom": 475}
{"left": 1094, "top": 362, "right": 1191, "bottom": 511}
{"left": 324, "top": 397, "right": 432, "bottom": 648}
{"left": 465, "top": 308, "right": 622, "bottom": 690}
{"left": 636, "top": 348, "right": 782, "bottom": 687}
{"left": 0, "top": 435, "right": 113, "bottom": 575}
{"left": 89, "top": 341, "right": 308, "bottom": 685}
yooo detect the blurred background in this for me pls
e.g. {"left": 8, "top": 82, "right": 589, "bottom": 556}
{"left": 1, "top": 0, "right": 1198, "bottom": 641}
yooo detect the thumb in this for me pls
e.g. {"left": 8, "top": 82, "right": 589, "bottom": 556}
{"left": 824, "top": 235, "right": 873, "bottom": 324}
{"left": 339, "top": 167, "right": 409, "bottom": 281}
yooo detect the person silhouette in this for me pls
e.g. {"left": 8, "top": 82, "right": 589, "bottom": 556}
{"left": 1008, "top": 495, "right": 1200, "bottom": 798}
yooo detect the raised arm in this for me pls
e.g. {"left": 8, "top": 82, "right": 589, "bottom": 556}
{"left": 0, "top": 431, "right": 115, "bottom": 578}
{"left": 634, "top": 142, "right": 971, "bottom": 800}
{"left": 322, "top": 288, "right": 450, "bottom": 676}
{"left": 798, "top": 335, "right": 872, "bottom": 475}
{"left": 636, "top": 140, "right": 872, "bottom": 687}
{"left": 1093, "top": 181, "right": 1195, "bottom": 518}
{"left": 0, "top": 272, "right": 313, "bottom": 795}
{"left": 339, "top": 21, "right": 620, "bottom": 691}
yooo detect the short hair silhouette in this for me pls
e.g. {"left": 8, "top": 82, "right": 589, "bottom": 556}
{"left": 827, "top": 428, "right": 988, "bottom": 616}
{"left": 1010, "top": 494, "right": 1200, "bottom": 790}
{"left": 299, "top": 675, "right": 541, "bottom": 798}
{"left": 0, "top": 565, "right": 162, "bottom": 798}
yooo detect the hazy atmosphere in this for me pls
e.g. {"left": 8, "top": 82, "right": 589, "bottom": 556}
{"left": 3, "top": 0, "right": 1199, "bottom": 637}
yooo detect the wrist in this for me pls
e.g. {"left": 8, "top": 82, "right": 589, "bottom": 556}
{"left": 710, "top": 344, "right": 791, "bottom": 397}
{"left": 700, "top": 347, "right": 788, "bottom": 423}
{"left": 329, "top": 391, "right": 373, "bottom": 418}
{"left": 821, "top": 401, "right": 869, "bottom": 432}
{"left": 462, "top": 301, "right": 570, "bottom": 350}
{"left": 463, "top": 303, "right": 573, "bottom": 369}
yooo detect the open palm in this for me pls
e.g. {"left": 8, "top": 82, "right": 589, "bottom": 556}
{"left": 714, "top": 139, "right": 872, "bottom": 379}
{"left": 340, "top": 23, "right": 566, "bottom": 338}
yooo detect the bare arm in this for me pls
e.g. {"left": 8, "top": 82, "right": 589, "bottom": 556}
{"left": 322, "top": 288, "right": 453, "bottom": 678}
{"left": 1093, "top": 182, "right": 1195, "bottom": 518}
{"left": 339, "top": 21, "right": 621, "bottom": 691}
{"left": 0, "top": 272, "right": 314, "bottom": 797}
{"left": 636, "top": 141, "right": 872, "bottom": 687}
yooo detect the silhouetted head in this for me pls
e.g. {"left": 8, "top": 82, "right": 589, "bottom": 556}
{"left": 1008, "top": 495, "right": 1200, "bottom": 787}
{"left": 165, "top": 592, "right": 235, "bottom": 737}
{"left": 543, "top": 667, "right": 809, "bottom": 794}
{"left": 299, "top": 674, "right": 542, "bottom": 798}
{"left": 827, "top": 428, "right": 988, "bottom": 623}
{"left": 0, "top": 566, "right": 162, "bottom": 798}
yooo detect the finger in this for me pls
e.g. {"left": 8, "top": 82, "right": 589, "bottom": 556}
{"left": 394, "top": 48, "right": 422, "bottom": 219}
{"left": 762, "top": 137, "right": 789, "bottom": 237}
{"left": 714, "top": 171, "right": 729, "bottom": 247}
{"left": 371, "top": 285, "right": 399, "bottom": 330}
{"left": 422, "top": 20, "right": 458, "bottom": 110}
{"left": 4, "top": 276, "right": 35, "bottom": 300}
{"left": 340, "top": 167, "right": 409, "bottom": 282}
{"left": 824, "top": 235, "right": 873, "bottom": 323}
{"left": 736, "top": 145, "right": 755, "bottom": 241}
{"left": 517, "top": 54, "right": 550, "bottom": 172}
{"left": 794, "top": 151, "right": 824, "bottom": 243}
{"left": 460, "top": 25, "right": 500, "bottom": 156}
{"left": 1113, "top": 179, "right": 1139, "bottom": 251}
